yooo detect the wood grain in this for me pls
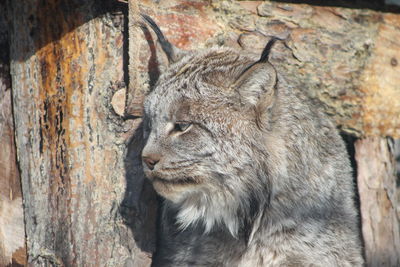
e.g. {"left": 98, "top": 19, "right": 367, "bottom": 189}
{"left": 356, "top": 138, "right": 400, "bottom": 267}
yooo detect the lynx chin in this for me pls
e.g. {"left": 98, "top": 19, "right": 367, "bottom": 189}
{"left": 140, "top": 15, "right": 363, "bottom": 266}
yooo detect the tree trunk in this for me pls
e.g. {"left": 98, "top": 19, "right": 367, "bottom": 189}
{"left": 355, "top": 138, "right": 400, "bottom": 267}
{"left": 8, "top": 1, "right": 156, "bottom": 266}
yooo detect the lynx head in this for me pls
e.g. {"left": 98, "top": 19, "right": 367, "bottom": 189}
{"left": 141, "top": 16, "right": 278, "bottom": 236}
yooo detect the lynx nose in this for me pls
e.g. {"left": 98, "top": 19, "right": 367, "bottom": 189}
{"left": 142, "top": 154, "right": 160, "bottom": 170}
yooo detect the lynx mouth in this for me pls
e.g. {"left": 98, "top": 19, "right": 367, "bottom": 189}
{"left": 152, "top": 176, "right": 199, "bottom": 185}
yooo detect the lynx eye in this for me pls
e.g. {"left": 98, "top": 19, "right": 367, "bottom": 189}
{"left": 173, "top": 122, "right": 192, "bottom": 133}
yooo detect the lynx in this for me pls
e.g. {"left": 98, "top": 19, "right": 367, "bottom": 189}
{"left": 140, "top": 15, "right": 363, "bottom": 266}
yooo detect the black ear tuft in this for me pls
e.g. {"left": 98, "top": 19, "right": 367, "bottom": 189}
{"left": 233, "top": 38, "right": 279, "bottom": 107}
{"left": 141, "top": 14, "right": 173, "bottom": 59}
{"left": 258, "top": 37, "right": 279, "bottom": 63}
{"left": 141, "top": 14, "right": 185, "bottom": 63}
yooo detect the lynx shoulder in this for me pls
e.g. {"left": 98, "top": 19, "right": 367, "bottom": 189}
{"left": 140, "top": 15, "right": 363, "bottom": 266}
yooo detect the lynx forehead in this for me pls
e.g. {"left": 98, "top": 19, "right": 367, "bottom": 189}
{"left": 140, "top": 15, "right": 363, "bottom": 266}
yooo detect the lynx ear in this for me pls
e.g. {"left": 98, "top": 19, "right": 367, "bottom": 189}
{"left": 234, "top": 38, "right": 278, "bottom": 106}
{"left": 142, "top": 14, "right": 186, "bottom": 63}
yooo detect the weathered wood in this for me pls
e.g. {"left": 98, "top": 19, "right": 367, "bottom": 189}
{"left": 131, "top": 1, "right": 400, "bottom": 138}
{"left": 0, "top": 50, "right": 27, "bottom": 267}
{"left": 126, "top": 0, "right": 142, "bottom": 117}
{"left": 8, "top": 1, "right": 156, "bottom": 266}
{"left": 237, "top": 1, "right": 400, "bottom": 138}
{"left": 355, "top": 137, "right": 400, "bottom": 267}
{"left": 0, "top": 5, "right": 27, "bottom": 265}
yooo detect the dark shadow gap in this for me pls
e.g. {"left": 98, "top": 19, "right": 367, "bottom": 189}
{"left": 121, "top": 1, "right": 129, "bottom": 94}
{"left": 393, "top": 139, "right": 400, "bottom": 186}
{"left": 119, "top": 14, "right": 162, "bottom": 255}
{"left": 340, "top": 132, "right": 366, "bottom": 262}
{"left": 120, "top": 122, "right": 158, "bottom": 254}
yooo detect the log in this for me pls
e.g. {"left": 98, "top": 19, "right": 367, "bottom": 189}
{"left": 8, "top": 1, "right": 156, "bottom": 266}
{"left": 355, "top": 138, "right": 400, "bottom": 267}
{"left": 0, "top": 11, "right": 26, "bottom": 265}
{"left": 131, "top": 1, "right": 400, "bottom": 138}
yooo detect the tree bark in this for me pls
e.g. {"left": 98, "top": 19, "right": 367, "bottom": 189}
{"left": 8, "top": 1, "right": 156, "bottom": 266}
{"left": 0, "top": 5, "right": 26, "bottom": 265}
{"left": 0, "top": 53, "right": 26, "bottom": 267}
{"left": 355, "top": 138, "right": 400, "bottom": 267}
{"left": 131, "top": 1, "right": 400, "bottom": 138}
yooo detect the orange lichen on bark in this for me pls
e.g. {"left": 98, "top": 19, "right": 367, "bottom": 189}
{"left": 155, "top": 13, "right": 218, "bottom": 49}
{"left": 359, "top": 13, "right": 400, "bottom": 138}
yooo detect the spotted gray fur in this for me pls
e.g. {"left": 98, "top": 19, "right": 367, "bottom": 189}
{"left": 140, "top": 16, "right": 363, "bottom": 267}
